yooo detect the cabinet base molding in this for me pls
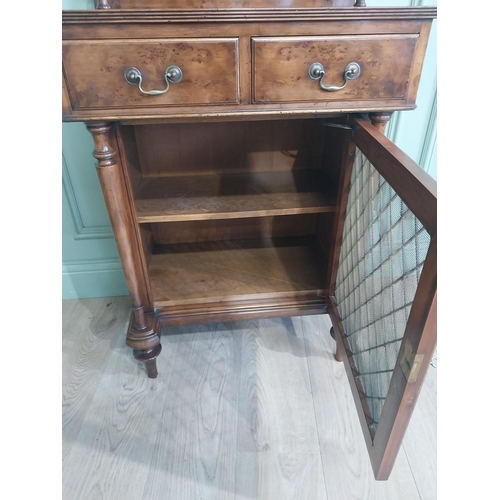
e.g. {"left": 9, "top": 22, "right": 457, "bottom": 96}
{"left": 155, "top": 297, "right": 328, "bottom": 329}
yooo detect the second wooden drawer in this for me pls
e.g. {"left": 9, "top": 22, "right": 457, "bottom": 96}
{"left": 252, "top": 35, "right": 419, "bottom": 104}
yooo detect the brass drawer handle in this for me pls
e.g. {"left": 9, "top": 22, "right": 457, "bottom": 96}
{"left": 308, "top": 62, "right": 361, "bottom": 92}
{"left": 123, "top": 66, "right": 183, "bottom": 96}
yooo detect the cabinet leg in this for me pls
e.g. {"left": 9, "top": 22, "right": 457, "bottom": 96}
{"left": 330, "top": 326, "right": 342, "bottom": 362}
{"left": 368, "top": 112, "right": 393, "bottom": 135}
{"left": 133, "top": 345, "right": 162, "bottom": 379}
{"left": 126, "top": 312, "right": 162, "bottom": 378}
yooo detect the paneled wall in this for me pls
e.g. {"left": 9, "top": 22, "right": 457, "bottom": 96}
{"left": 61, "top": 0, "right": 437, "bottom": 299}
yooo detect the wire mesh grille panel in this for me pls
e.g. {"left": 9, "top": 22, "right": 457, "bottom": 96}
{"left": 335, "top": 147, "right": 431, "bottom": 428}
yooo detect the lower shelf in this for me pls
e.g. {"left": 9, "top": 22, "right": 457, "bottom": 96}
{"left": 149, "top": 236, "right": 329, "bottom": 308}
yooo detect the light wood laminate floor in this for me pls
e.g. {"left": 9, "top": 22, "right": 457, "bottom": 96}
{"left": 62, "top": 297, "right": 436, "bottom": 500}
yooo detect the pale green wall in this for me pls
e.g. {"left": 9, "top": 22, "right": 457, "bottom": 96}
{"left": 62, "top": 0, "right": 437, "bottom": 299}
{"left": 63, "top": 0, "right": 94, "bottom": 8}
{"left": 374, "top": 1, "right": 437, "bottom": 179}
{"left": 62, "top": 122, "right": 129, "bottom": 298}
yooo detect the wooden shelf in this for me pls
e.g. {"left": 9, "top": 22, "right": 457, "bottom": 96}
{"left": 135, "top": 170, "right": 336, "bottom": 223}
{"left": 149, "top": 236, "right": 328, "bottom": 307}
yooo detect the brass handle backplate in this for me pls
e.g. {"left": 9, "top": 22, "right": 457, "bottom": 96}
{"left": 308, "top": 62, "right": 361, "bottom": 92}
{"left": 123, "top": 66, "right": 183, "bottom": 96}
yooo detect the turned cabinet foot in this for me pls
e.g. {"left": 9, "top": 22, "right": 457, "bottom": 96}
{"left": 330, "top": 326, "right": 342, "bottom": 362}
{"left": 368, "top": 112, "right": 393, "bottom": 135}
{"left": 133, "top": 344, "right": 162, "bottom": 378}
{"left": 126, "top": 312, "right": 162, "bottom": 377}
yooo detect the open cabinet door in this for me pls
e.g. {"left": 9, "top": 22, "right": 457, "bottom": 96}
{"left": 329, "top": 115, "right": 437, "bottom": 480}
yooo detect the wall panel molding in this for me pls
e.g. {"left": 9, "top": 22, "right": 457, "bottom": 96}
{"left": 62, "top": 123, "right": 127, "bottom": 299}
{"left": 62, "top": 153, "right": 114, "bottom": 240}
{"left": 63, "top": 260, "right": 128, "bottom": 299}
{"left": 419, "top": 90, "right": 437, "bottom": 176}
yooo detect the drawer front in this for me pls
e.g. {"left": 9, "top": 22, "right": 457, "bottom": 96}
{"left": 63, "top": 38, "right": 239, "bottom": 109}
{"left": 252, "top": 35, "right": 418, "bottom": 104}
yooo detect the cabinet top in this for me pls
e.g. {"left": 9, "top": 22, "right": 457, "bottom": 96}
{"left": 64, "top": 5, "right": 437, "bottom": 23}
{"left": 95, "top": 0, "right": 359, "bottom": 9}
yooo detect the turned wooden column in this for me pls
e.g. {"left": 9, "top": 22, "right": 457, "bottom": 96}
{"left": 94, "top": 0, "right": 111, "bottom": 8}
{"left": 369, "top": 112, "right": 393, "bottom": 135}
{"left": 86, "top": 122, "right": 161, "bottom": 378}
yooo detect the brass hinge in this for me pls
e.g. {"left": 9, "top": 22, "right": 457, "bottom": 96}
{"left": 400, "top": 339, "right": 425, "bottom": 384}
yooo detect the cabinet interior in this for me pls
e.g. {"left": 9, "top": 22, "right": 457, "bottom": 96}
{"left": 119, "top": 119, "right": 347, "bottom": 307}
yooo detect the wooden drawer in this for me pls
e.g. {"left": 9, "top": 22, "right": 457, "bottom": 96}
{"left": 62, "top": 38, "right": 239, "bottom": 109}
{"left": 252, "top": 35, "right": 418, "bottom": 104}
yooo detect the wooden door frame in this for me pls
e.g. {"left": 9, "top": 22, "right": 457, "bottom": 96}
{"left": 330, "top": 115, "right": 437, "bottom": 479}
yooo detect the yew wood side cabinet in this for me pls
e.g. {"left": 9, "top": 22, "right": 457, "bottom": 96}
{"left": 62, "top": 0, "right": 437, "bottom": 480}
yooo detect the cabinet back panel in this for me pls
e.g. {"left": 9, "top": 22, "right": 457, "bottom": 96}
{"left": 134, "top": 120, "right": 326, "bottom": 176}
{"left": 150, "top": 214, "right": 317, "bottom": 245}
{"left": 316, "top": 212, "right": 335, "bottom": 258}
{"left": 321, "top": 125, "right": 349, "bottom": 183}
{"left": 140, "top": 223, "right": 154, "bottom": 267}
{"left": 118, "top": 125, "right": 143, "bottom": 197}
